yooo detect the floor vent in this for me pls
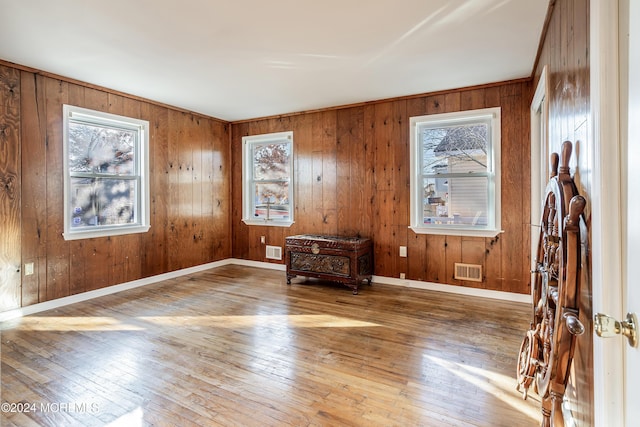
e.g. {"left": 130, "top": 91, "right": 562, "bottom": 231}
{"left": 454, "top": 263, "right": 482, "bottom": 282}
{"left": 266, "top": 245, "right": 282, "bottom": 260}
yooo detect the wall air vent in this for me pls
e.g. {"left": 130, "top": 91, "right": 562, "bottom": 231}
{"left": 266, "top": 245, "right": 282, "bottom": 260}
{"left": 454, "top": 263, "right": 483, "bottom": 282}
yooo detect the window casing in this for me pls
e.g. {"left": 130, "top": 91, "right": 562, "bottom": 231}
{"left": 63, "top": 105, "right": 150, "bottom": 240}
{"left": 409, "top": 107, "right": 501, "bottom": 237}
{"left": 242, "top": 131, "right": 294, "bottom": 227}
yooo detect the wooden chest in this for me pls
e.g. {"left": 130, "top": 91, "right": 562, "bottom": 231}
{"left": 285, "top": 234, "right": 373, "bottom": 294}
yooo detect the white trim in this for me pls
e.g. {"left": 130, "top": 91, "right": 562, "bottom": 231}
{"left": 371, "top": 275, "right": 531, "bottom": 303}
{"left": 241, "top": 130, "right": 294, "bottom": 227}
{"left": 242, "top": 219, "right": 294, "bottom": 228}
{"left": 1, "top": 258, "right": 529, "bottom": 322}
{"left": 590, "top": 1, "right": 625, "bottom": 425}
{"left": 530, "top": 65, "right": 549, "bottom": 275}
{"left": 409, "top": 107, "right": 502, "bottom": 237}
{"left": 408, "top": 226, "right": 503, "bottom": 238}
{"left": 229, "top": 258, "right": 286, "bottom": 271}
{"left": 62, "top": 105, "right": 151, "bottom": 241}
{"left": 0, "top": 260, "right": 231, "bottom": 323}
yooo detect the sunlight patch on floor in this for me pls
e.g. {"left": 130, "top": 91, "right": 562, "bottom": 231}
{"left": 423, "top": 354, "right": 540, "bottom": 421}
{"left": 138, "top": 314, "right": 381, "bottom": 328}
{"left": 5, "top": 314, "right": 380, "bottom": 332}
{"left": 105, "top": 406, "right": 144, "bottom": 427}
{"left": 14, "top": 316, "right": 144, "bottom": 331}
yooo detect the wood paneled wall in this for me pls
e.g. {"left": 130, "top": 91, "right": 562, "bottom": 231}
{"left": 533, "top": 0, "right": 592, "bottom": 425}
{"left": 231, "top": 81, "right": 533, "bottom": 294}
{"left": 0, "top": 66, "right": 21, "bottom": 312}
{"left": 0, "top": 64, "right": 231, "bottom": 311}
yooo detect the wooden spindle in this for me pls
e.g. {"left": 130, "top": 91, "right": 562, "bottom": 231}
{"left": 566, "top": 195, "right": 586, "bottom": 228}
{"left": 550, "top": 152, "right": 559, "bottom": 178}
{"left": 559, "top": 141, "right": 572, "bottom": 174}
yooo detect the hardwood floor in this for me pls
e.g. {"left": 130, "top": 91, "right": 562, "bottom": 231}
{"left": 1, "top": 265, "right": 540, "bottom": 426}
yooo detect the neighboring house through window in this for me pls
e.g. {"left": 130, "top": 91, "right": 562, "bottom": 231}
{"left": 409, "top": 107, "right": 501, "bottom": 237}
{"left": 63, "top": 105, "right": 150, "bottom": 240}
{"left": 242, "top": 131, "right": 294, "bottom": 227}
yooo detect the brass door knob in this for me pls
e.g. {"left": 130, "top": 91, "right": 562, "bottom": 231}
{"left": 594, "top": 312, "right": 638, "bottom": 348}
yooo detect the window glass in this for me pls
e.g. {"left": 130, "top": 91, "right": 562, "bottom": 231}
{"left": 63, "top": 105, "right": 149, "bottom": 240}
{"left": 410, "top": 108, "right": 501, "bottom": 237}
{"left": 242, "top": 131, "right": 294, "bottom": 227}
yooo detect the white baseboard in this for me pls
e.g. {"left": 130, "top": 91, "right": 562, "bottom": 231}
{"left": 372, "top": 275, "right": 531, "bottom": 304}
{"left": 0, "top": 259, "right": 232, "bottom": 323}
{"left": 0, "top": 259, "right": 529, "bottom": 322}
{"left": 229, "top": 258, "right": 286, "bottom": 271}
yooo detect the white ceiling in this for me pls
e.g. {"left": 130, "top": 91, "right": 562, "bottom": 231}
{"left": 0, "top": 0, "right": 549, "bottom": 122}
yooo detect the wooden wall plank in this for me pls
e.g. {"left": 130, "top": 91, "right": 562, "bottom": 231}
{"left": 484, "top": 235, "right": 503, "bottom": 290}
{"left": 200, "top": 118, "right": 214, "bottom": 262}
{"left": 499, "top": 88, "right": 524, "bottom": 293}
{"left": 425, "top": 235, "right": 446, "bottom": 283}
{"left": 167, "top": 110, "right": 182, "bottom": 270}
{"left": 0, "top": 65, "right": 21, "bottom": 311}
{"left": 460, "top": 237, "right": 486, "bottom": 289}
{"left": 407, "top": 232, "right": 426, "bottom": 281}
{"left": 320, "top": 111, "right": 337, "bottom": 236}
{"left": 519, "top": 82, "right": 532, "bottom": 290}
{"left": 372, "top": 102, "right": 396, "bottom": 277}
{"left": 461, "top": 88, "right": 486, "bottom": 111}
{"left": 212, "top": 121, "right": 231, "bottom": 259}
{"left": 426, "top": 95, "right": 445, "bottom": 115}
{"left": 44, "top": 78, "right": 70, "bottom": 301}
{"left": 336, "top": 108, "right": 354, "bottom": 236}
{"left": 20, "top": 72, "right": 47, "bottom": 306}
{"left": 392, "top": 100, "right": 409, "bottom": 227}
{"left": 444, "top": 92, "right": 461, "bottom": 113}
{"left": 444, "top": 236, "right": 462, "bottom": 286}
{"left": 294, "top": 115, "right": 314, "bottom": 235}
{"left": 144, "top": 104, "right": 169, "bottom": 276}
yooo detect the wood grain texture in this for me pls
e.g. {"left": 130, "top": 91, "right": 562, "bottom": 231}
{"left": 532, "top": 0, "right": 591, "bottom": 424}
{"left": 231, "top": 81, "right": 532, "bottom": 294}
{"left": 0, "top": 65, "right": 21, "bottom": 311}
{"left": 0, "top": 265, "right": 539, "bottom": 427}
{"left": 20, "top": 72, "right": 47, "bottom": 306}
{"left": 4, "top": 67, "right": 231, "bottom": 309}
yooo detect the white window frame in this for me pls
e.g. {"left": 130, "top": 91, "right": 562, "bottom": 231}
{"left": 242, "top": 131, "right": 294, "bottom": 227}
{"left": 62, "top": 105, "right": 150, "bottom": 240}
{"left": 409, "top": 107, "right": 501, "bottom": 237}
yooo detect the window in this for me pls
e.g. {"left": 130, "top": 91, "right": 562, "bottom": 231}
{"left": 409, "top": 107, "right": 501, "bottom": 237}
{"left": 63, "top": 105, "right": 150, "bottom": 240}
{"left": 242, "top": 131, "right": 294, "bottom": 227}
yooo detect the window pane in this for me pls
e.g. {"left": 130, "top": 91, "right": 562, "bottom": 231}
{"left": 68, "top": 122, "right": 135, "bottom": 175}
{"left": 253, "top": 143, "right": 290, "bottom": 180}
{"left": 421, "top": 123, "right": 488, "bottom": 175}
{"left": 70, "top": 177, "right": 136, "bottom": 227}
{"left": 253, "top": 182, "right": 290, "bottom": 220}
{"left": 421, "top": 176, "right": 488, "bottom": 227}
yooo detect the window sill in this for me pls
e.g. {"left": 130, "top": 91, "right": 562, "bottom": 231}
{"left": 409, "top": 225, "right": 502, "bottom": 238}
{"left": 242, "top": 219, "right": 294, "bottom": 228}
{"left": 63, "top": 225, "right": 150, "bottom": 241}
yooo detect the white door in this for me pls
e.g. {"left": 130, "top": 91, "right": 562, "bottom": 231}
{"left": 591, "top": 1, "right": 639, "bottom": 425}
{"left": 624, "top": 0, "right": 640, "bottom": 422}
